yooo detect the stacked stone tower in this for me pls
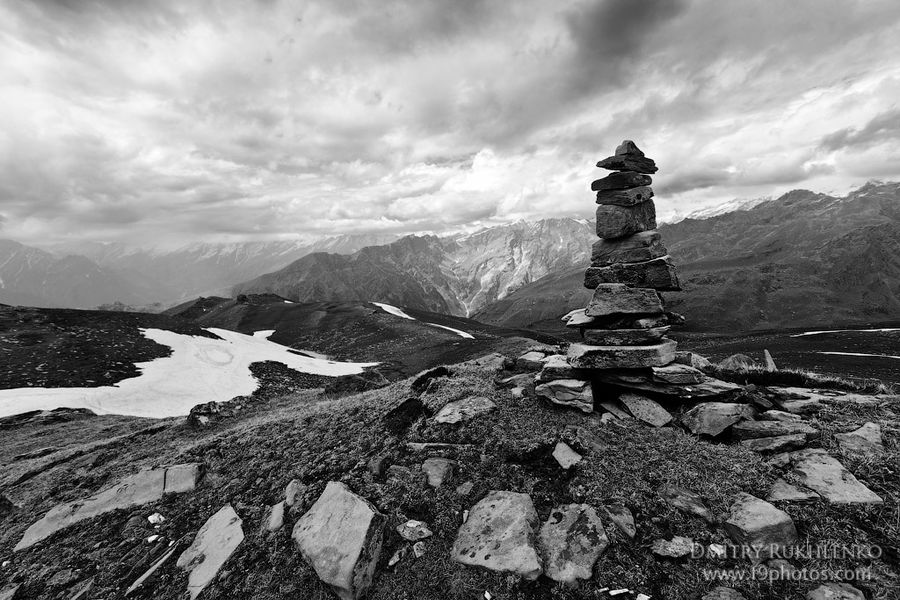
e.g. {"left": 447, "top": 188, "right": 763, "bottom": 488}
{"left": 566, "top": 140, "right": 682, "bottom": 370}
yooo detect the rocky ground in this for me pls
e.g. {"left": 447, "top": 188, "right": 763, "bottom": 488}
{"left": 0, "top": 348, "right": 897, "bottom": 600}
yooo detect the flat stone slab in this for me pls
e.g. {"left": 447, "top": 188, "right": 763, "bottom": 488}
{"left": 791, "top": 450, "right": 883, "bottom": 504}
{"left": 740, "top": 434, "right": 807, "bottom": 453}
{"left": 596, "top": 153, "right": 658, "bottom": 174}
{"left": 766, "top": 479, "right": 820, "bottom": 503}
{"left": 177, "top": 504, "right": 244, "bottom": 600}
{"left": 293, "top": 481, "right": 386, "bottom": 600}
{"left": 538, "top": 355, "right": 584, "bottom": 381}
{"left": 584, "top": 283, "right": 663, "bottom": 317}
{"left": 516, "top": 351, "right": 547, "bottom": 370}
{"left": 759, "top": 410, "right": 807, "bottom": 423}
{"left": 568, "top": 339, "right": 677, "bottom": 369}
{"left": 451, "top": 491, "right": 542, "bottom": 580}
{"left": 591, "top": 171, "right": 652, "bottom": 192}
{"left": 535, "top": 379, "right": 594, "bottom": 413}
{"left": 603, "top": 504, "right": 636, "bottom": 538}
{"left": 674, "top": 351, "right": 713, "bottom": 369}
{"left": 598, "top": 372, "right": 741, "bottom": 399}
{"left": 583, "top": 326, "right": 670, "bottom": 346}
{"left": 433, "top": 396, "right": 496, "bottom": 424}
{"left": 835, "top": 422, "right": 883, "bottom": 455}
{"left": 595, "top": 185, "right": 654, "bottom": 206}
{"left": 15, "top": 463, "right": 203, "bottom": 552}
{"left": 539, "top": 504, "right": 609, "bottom": 583}
{"left": 584, "top": 256, "right": 680, "bottom": 291}
{"left": 660, "top": 485, "right": 714, "bottom": 523}
{"left": 591, "top": 230, "right": 666, "bottom": 266}
{"left": 619, "top": 393, "right": 672, "bottom": 427}
{"left": 806, "top": 583, "right": 866, "bottom": 600}
{"left": 723, "top": 493, "right": 798, "bottom": 558}
{"left": 594, "top": 201, "right": 657, "bottom": 240}
{"left": 732, "top": 420, "right": 819, "bottom": 441}
{"left": 552, "top": 442, "right": 582, "bottom": 470}
{"left": 652, "top": 363, "right": 705, "bottom": 385}
{"left": 422, "top": 458, "right": 455, "bottom": 488}
{"left": 651, "top": 536, "right": 694, "bottom": 558}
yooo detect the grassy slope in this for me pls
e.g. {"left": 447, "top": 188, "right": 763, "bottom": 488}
{"left": 0, "top": 362, "right": 898, "bottom": 600}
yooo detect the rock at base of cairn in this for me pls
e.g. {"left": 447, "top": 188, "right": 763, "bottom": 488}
{"left": 568, "top": 339, "right": 677, "bottom": 369}
{"left": 591, "top": 230, "right": 667, "bottom": 266}
{"left": 584, "top": 256, "right": 680, "bottom": 291}
{"left": 535, "top": 379, "right": 594, "bottom": 413}
{"left": 595, "top": 201, "right": 657, "bottom": 239}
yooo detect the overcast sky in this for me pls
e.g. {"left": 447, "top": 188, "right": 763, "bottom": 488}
{"left": 2, "top": 0, "right": 899, "bottom": 247}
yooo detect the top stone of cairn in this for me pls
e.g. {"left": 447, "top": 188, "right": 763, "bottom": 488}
{"left": 596, "top": 140, "right": 657, "bottom": 174}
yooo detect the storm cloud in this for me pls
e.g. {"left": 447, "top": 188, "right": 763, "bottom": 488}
{"left": 1, "top": 0, "right": 899, "bottom": 245}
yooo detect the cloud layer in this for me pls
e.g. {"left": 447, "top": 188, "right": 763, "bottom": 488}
{"left": 1, "top": 0, "right": 899, "bottom": 245}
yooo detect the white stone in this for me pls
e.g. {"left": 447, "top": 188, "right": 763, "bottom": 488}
{"left": 552, "top": 442, "right": 583, "bottom": 470}
{"left": 176, "top": 505, "right": 244, "bottom": 600}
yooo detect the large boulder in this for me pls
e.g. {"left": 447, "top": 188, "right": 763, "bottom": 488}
{"left": 535, "top": 379, "right": 594, "bottom": 413}
{"left": 293, "top": 482, "right": 386, "bottom": 600}
{"left": 433, "top": 396, "right": 496, "bottom": 424}
{"left": 539, "top": 504, "right": 609, "bottom": 583}
{"left": 619, "top": 393, "right": 673, "bottom": 427}
{"left": 451, "top": 491, "right": 542, "bottom": 580}
{"left": 723, "top": 493, "right": 798, "bottom": 558}
{"left": 585, "top": 283, "right": 663, "bottom": 317}
{"left": 594, "top": 201, "right": 657, "bottom": 240}
{"left": 791, "top": 450, "right": 883, "bottom": 504}
{"left": 177, "top": 505, "right": 244, "bottom": 600}
{"left": 591, "top": 230, "right": 666, "bottom": 266}
{"left": 15, "top": 463, "right": 203, "bottom": 552}
{"left": 568, "top": 340, "right": 677, "bottom": 369}
{"left": 584, "top": 256, "right": 680, "bottom": 291}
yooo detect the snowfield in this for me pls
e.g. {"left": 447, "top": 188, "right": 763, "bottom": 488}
{"left": 0, "top": 327, "right": 377, "bottom": 419}
{"left": 371, "top": 302, "right": 475, "bottom": 339}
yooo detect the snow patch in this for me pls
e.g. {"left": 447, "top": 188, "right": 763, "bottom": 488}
{"left": 818, "top": 351, "right": 900, "bottom": 360}
{"left": 791, "top": 328, "right": 900, "bottom": 337}
{"left": 0, "top": 327, "right": 377, "bottom": 419}
{"left": 372, "top": 302, "right": 474, "bottom": 339}
{"left": 253, "top": 330, "right": 276, "bottom": 339}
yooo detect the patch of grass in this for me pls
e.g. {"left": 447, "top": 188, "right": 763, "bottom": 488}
{"left": 709, "top": 364, "right": 896, "bottom": 395}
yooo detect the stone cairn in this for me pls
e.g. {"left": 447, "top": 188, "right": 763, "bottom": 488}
{"left": 537, "top": 140, "right": 737, "bottom": 410}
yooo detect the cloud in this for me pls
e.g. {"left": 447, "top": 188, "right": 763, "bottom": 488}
{"left": 0, "top": 0, "right": 899, "bottom": 246}
{"left": 820, "top": 107, "right": 900, "bottom": 151}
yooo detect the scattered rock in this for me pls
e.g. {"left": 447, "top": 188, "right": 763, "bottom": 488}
{"left": 535, "top": 379, "right": 594, "bottom": 413}
{"left": 451, "top": 491, "right": 542, "bottom": 580}
{"left": 584, "top": 256, "right": 680, "bottom": 291}
{"left": 0, "top": 495, "right": 15, "bottom": 517}
{"left": 386, "top": 465, "right": 414, "bottom": 482}
{"left": 780, "top": 398, "right": 824, "bottom": 415}
{"left": 681, "top": 402, "right": 755, "bottom": 437}
{"left": 285, "top": 479, "right": 307, "bottom": 508}
{"left": 552, "top": 442, "right": 582, "bottom": 470}
{"left": 740, "top": 434, "right": 808, "bottom": 453}
{"left": 516, "top": 351, "right": 547, "bottom": 371}
{"left": 539, "top": 504, "right": 609, "bottom": 583}
{"left": 564, "top": 309, "right": 596, "bottom": 328}
{"left": 15, "top": 463, "right": 203, "bottom": 552}
{"left": 603, "top": 504, "right": 636, "bottom": 539}
{"left": 422, "top": 458, "right": 455, "bottom": 488}
{"left": 368, "top": 454, "right": 392, "bottom": 479}
{"left": 835, "top": 422, "right": 883, "bottom": 455}
{"left": 619, "top": 393, "right": 673, "bottom": 427}
{"left": 651, "top": 536, "right": 694, "bottom": 558}
{"left": 806, "top": 582, "right": 866, "bottom": 600}
{"left": 723, "top": 493, "right": 798, "bottom": 558}
{"left": 660, "top": 485, "right": 715, "bottom": 523}
{"left": 674, "top": 351, "right": 713, "bottom": 370}
{"left": 383, "top": 398, "right": 429, "bottom": 436}
{"left": 767, "top": 452, "right": 792, "bottom": 468}
{"left": 397, "top": 520, "right": 433, "bottom": 541}
{"left": 598, "top": 400, "right": 632, "bottom": 421}
{"left": 47, "top": 568, "right": 79, "bottom": 587}
{"left": 0, "top": 586, "right": 20, "bottom": 600}
{"left": 732, "top": 420, "right": 819, "bottom": 441}
{"left": 702, "top": 587, "right": 747, "bottom": 600}
{"left": 413, "top": 541, "right": 426, "bottom": 558}
{"left": 433, "top": 396, "right": 496, "bottom": 424}
{"left": 264, "top": 501, "right": 286, "bottom": 532}
{"left": 456, "top": 481, "right": 474, "bottom": 496}
{"left": 766, "top": 479, "right": 819, "bottom": 503}
{"left": 764, "top": 349, "right": 777, "bottom": 372}
{"left": 293, "top": 482, "right": 386, "bottom": 600}
{"left": 177, "top": 504, "right": 244, "bottom": 600}
{"left": 759, "top": 410, "right": 806, "bottom": 423}
{"left": 464, "top": 353, "right": 510, "bottom": 372}
{"left": 651, "top": 364, "right": 706, "bottom": 385}
{"left": 718, "top": 354, "right": 757, "bottom": 370}
{"left": 791, "top": 449, "right": 883, "bottom": 504}
{"left": 164, "top": 463, "right": 204, "bottom": 494}
{"left": 411, "top": 366, "right": 452, "bottom": 394}
{"left": 584, "top": 283, "right": 663, "bottom": 317}
{"left": 568, "top": 339, "right": 677, "bottom": 369}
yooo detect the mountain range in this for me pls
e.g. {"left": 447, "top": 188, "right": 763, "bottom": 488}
{"left": 2, "top": 181, "right": 898, "bottom": 332}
